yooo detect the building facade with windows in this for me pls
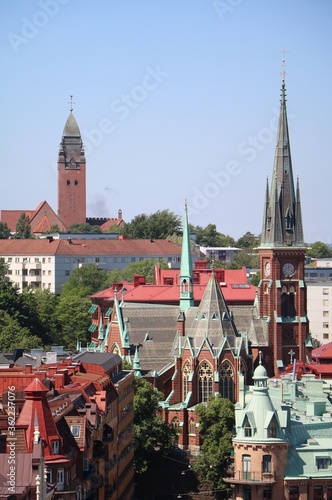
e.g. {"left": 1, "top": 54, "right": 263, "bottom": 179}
{"left": 226, "top": 361, "right": 332, "bottom": 500}
{"left": 306, "top": 282, "right": 332, "bottom": 344}
{"left": 0, "top": 237, "right": 187, "bottom": 294}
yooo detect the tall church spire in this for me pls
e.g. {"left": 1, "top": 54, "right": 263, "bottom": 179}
{"left": 179, "top": 202, "right": 194, "bottom": 312}
{"left": 260, "top": 80, "right": 304, "bottom": 247}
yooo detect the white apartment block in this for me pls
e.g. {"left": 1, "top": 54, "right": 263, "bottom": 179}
{"left": 0, "top": 237, "right": 187, "bottom": 295}
{"left": 307, "top": 281, "right": 332, "bottom": 345}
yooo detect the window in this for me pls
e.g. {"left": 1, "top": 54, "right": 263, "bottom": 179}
{"left": 83, "top": 458, "right": 89, "bottom": 471}
{"left": 219, "top": 360, "right": 234, "bottom": 402}
{"left": 262, "top": 455, "right": 272, "bottom": 473}
{"left": 22, "top": 269, "right": 28, "bottom": 276}
{"left": 57, "top": 468, "right": 65, "bottom": 490}
{"left": 71, "top": 425, "right": 80, "bottom": 437}
{"left": 268, "top": 420, "right": 277, "bottom": 438}
{"left": 323, "top": 323, "right": 329, "bottom": 329}
{"left": 263, "top": 487, "right": 272, "bottom": 500}
{"left": 323, "top": 288, "right": 329, "bottom": 295}
{"left": 183, "top": 361, "right": 190, "bottom": 401}
{"left": 189, "top": 417, "right": 196, "bottom": 435}
{"left": 46, "top": 468, "right": 52, "bottom": 483}
{"left": 65, "top": 270, "right": 70, "bottom": 276}
{"left": 244, "top": 418, "right": 252, "bottom": 437}
{"left": 324, "top": 334, "right": 330, "bottom": 340}
{"left": 42, "top": 258, "right": 45, "bottom": 263}
{"left": 323, "top": 299, "right": 329, "bottom": 306}
{"left": 7, "top": 257, "right": 12, "bottom": 262}
{"left": 244, "top": 486, "right": 251, "bottom": 500}
{"left": 323, "top": 311, "right": 329, "bottom": 317}
{"left": 95, "top": 257, "right": 100, "bottom": 263}
{"left": 289, "top": 486, "right": 299, "bottom": 500}
{"left": 198, "top": 361, "right": 213, "bottom": 403}
{"left": 242, "top": 454, "right": 251, "bottom": 480}
{"left": 52, "top": 440, "right": 60, "bottom": 454}
{"left": 48, "top": 270, "right": 51, "bottom": 275}
{"left": 35, "top": 258, "right": 40, "bottom": 263}
{"left": 316, "top": 457, "right": 330, "bottom": 470}
{"left": 48, "top": 258, "right": 51, "bottom": 263}
{"left": 314, "top": 486, "right": 324, "bottom": 500}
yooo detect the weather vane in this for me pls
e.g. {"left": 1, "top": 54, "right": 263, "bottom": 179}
{"left": 68, "top": 95, "right": 75, "bottom": 112}
{"left": 280, "top": 48, "right": 288, "bottom": 81}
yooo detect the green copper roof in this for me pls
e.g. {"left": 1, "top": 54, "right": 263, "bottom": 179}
{"left": 179, "top": 204, "right": 194, "bottom": 312}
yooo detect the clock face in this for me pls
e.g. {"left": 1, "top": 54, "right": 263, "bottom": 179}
{"left": 264, "top": 262, "right": 271, "bottom": 277}
{"left": 283, "top": 262, "right": 295, "bottom": 277}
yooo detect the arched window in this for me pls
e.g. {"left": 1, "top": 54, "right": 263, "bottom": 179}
{"left": 281, "top": 286, "right": 288, "bottom": 317}
{"left": 171, "top": 417, "right": 180, "bottom": 446}
{"left": 289, "top": 285, "right": 296, "bottom": 317}
{"left": 183, "top": 361, "right": 190, "bottom": 401}
{"left": 198, "top": 361, "right": 213, "bottom": 403}
{"left": 219, "top": 360, "right": 234, "bottom": 402}
{"left": 111, "top": 344, "right": 119, "bottom": 355}
{"left": 189, "top": 417, "right": 195, "bottom": 435}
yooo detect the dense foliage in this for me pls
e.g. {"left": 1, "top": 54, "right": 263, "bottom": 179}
{"left": 123, "top": 210, "right": 182, "bottom": 239}
{"left": 133, "top": 378, "right": 176, "bottom": 474}
{"left": 15, "top": 213, "right": 32, "bottom": 239}
{"left": 193, "top": 395, "right": 235, "bottom": 491}
{"left": 0, "top": 222, "right": 10, "bottom": 239}
{"left": 306, "top": 241, "right": 332, "bottom": 259}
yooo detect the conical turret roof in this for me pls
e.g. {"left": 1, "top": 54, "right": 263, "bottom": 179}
{"left": 62, "top": 111, "right": 81, "bottom": 137}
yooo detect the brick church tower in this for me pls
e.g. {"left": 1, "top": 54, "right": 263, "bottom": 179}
{"left": 258, "top": 79, "right": 310, "bottom": 376}
{"left": 57, "top": 106, "right": 86, "bottom": 229}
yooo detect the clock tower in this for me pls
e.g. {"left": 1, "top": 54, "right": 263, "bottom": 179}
{"left": 58, "top": 105, "right": 86, "bottom": 229}
{"left": 258, "top": 79, "right": 309, "bottom": 376}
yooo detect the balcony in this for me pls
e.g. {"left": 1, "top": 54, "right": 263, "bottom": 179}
{"left": 224, "top": 470, "right": 276, "bottom": 485}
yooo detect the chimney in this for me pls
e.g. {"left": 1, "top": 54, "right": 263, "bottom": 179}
{"left": 25, "top": 364, "right": 33, "bottom": 374}
{"left": 47, "top": 235, "right": 54, "bottom": 243}
{"left": 134, "top": 275, "right": 146, "bottom": 287}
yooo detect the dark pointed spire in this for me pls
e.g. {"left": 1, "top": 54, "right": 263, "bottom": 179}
{"left": 260, "top": 79, "right": 304, "bottom": 247}
{"left": 179, "top": 201, "right": 194, "bottom": 312}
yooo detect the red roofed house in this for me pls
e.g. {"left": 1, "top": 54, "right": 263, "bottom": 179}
{"left": 0, "top": 353, "right": 134, "bottom": 500}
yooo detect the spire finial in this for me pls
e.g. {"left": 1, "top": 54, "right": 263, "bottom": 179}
{"left": 280, "top": 48, "right": 288, "bottom": 81}
{"left": 258, "top": 351, "right": 262, "bottom": 365}
{"left": 68, "top": 94, "right": 75, "bottom": 112}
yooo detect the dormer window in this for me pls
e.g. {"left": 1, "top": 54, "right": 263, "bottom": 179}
{"left": 268, "top": 420, "right": 277, "bottom": 438}
{"left": 244, "top": 419, "right": 252, "bottom": 437}
{"left": 71, "top": 425, "right": 80, "bottom": 437}
{"left": 52, "top": 440, "right": 60, "bottom": 454}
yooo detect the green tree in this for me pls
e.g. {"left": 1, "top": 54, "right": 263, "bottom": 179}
{"left": 108, "top": 258, "right": 168, "bottom": 285}
{"left": 124, "top": 210, "right": 182, "bottom": 239}
{"left": 0, "top": 222, "right": 10, "bottom": 239}
{"left": 43, "top": 224, "right": 60, "bottom": 234}
{"left": 15, "top": 213, "right": 32, "bottom": 239}
{"left": 236, "top": 231, "right": 259, "bottom": 249}
{"left": 21, "top": 288, "right": 60, "bottom": 345}
{"left": 105, "top": 225, "right": 124, "bottom": 234}
{"left": 193, "top": 395, "right": 235, "bottom": 491}
{"left": 250, "top": 272, "right": 261, "bottom": 286}
{"left": 67, "top": 223, "right": 102, "bottom": 234}
{"left": 0, "top": 313, "right": 42, "bottom": 351}
{"left": 307, "top": 241, "right": 332, "bottom": 259}
{"left": 56, "top": 294, "right": 91, "bottom": 349}
{"left": 134, "top": 378, "right": 176, "bottom": 474}
{"left": 194, "top": 224, "right": 235, "bottom": 247}
{"left": 226, "top": 250, "right": 259, "bottom": 270}
{"left": 61, "top": 264, "right": 110, "bottom": 298}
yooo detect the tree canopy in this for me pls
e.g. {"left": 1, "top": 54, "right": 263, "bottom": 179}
{"left": 193, "top": 395, "right": 235, "bottom": 491}
{"left": 67, "top": 223, "right": 102, "bottom": 233}
{"left": 60, "top": 264, "right": 110, "bottom": 298}
{"left": 194, "top": 224, "right": 235, "bottom": 247}
{"left": 0, "top": 222, "right": 10, "bottom": 239}
{"left": 123, "top": 210, "right": 182, "bottom": 239}
{"left": 15, "top": 213, "right": 32, "bottom": 239}
{"left": 307, "top": 241, "right": 332, "bottom": 259}
{"left": 133, "top": 378, "right": 176, "bottom": 474}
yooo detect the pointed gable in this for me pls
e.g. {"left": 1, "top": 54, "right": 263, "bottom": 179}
{"left": 188, "top": 273, "right": 239, "bottom": 351}
{"left": 16, "top": 378, "right": 61, "bottom": 457}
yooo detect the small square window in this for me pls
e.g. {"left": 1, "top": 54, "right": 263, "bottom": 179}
{"left": 316, "top": 457, "right": 330, "bottom": 469}
{"left": 71, "top": 425, "right": 80, "bottom": 437}
{"left": 323, "top": 334, "right": 329, "bottom": 340}
{"left": 52, "top": 440, "right": 60, "bottom": 454}
{"left": 323, "top": 288, "right": 329, "bottom": 295}
{"left": 323, "top": 323, "right": 329, "bottom": 329}
{"left": 65, "top": 270, "right": 70, "bottom": 276}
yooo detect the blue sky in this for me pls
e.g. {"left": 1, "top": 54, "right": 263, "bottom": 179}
{"left": 1, "top": 0, "right": 331, "bottom": 243}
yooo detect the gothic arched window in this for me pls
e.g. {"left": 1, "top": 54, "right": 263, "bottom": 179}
{"left": 189, "top": 417, "right": 196, "bottom": 435}
{"left": 219, "top": 360, "right": 235, "bottom": 402}
{"left": 183, "top": 361, "right": 190, "bottom": 401}
{"left": 198, "top": 361, "right": 213, "bottom": 403}
{"left": 171, "top": 417, "right": 180, "bottom": 446}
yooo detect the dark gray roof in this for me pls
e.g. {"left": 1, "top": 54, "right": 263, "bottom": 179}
{"left": 72, "top": 351, "right": 121, "bottom": 372}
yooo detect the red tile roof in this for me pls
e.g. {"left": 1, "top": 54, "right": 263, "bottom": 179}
{"left": 312, "top": 341, "right": 332, "bottom": 360}
{"left": 0, "top": 238, "right": 183, "bottom": 256}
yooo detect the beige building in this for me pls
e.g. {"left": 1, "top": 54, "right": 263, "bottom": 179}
{"left": 307, "top": 281, "right": 332, "bottom": 344}
{"left": 0, "top": 237, "right": 188, "bottom": 294}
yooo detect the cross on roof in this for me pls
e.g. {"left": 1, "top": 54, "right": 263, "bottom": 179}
{"left": 68, "top": 94, "right": 75, "bottom": 112}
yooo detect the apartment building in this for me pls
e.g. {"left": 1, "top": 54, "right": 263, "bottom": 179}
{"left": 0, "top": 237, "right": 189, "bottom": 294}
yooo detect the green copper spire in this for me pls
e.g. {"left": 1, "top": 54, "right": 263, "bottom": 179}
{"left": 179, "top": 202, "right": 194, "bottom": 312}
{"left": 260, "top": 80, "right": 304, "bottom": 247}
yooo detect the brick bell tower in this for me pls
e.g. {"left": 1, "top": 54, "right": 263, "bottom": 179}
{"left": 58, "top": 98, "right": 86, "bottom": 229}
{"left": 258, "top": 78, "right": 310, "bottom": 377}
